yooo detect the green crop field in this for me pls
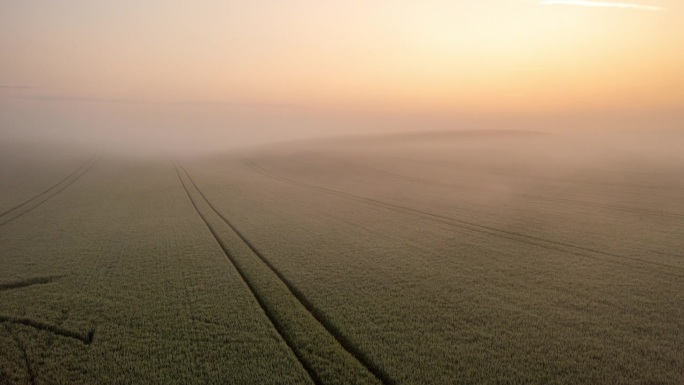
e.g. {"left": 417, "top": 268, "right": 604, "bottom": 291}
{"left": 1, "top": 132, "right": 682, "bottom": 385}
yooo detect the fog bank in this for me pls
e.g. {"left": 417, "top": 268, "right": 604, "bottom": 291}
{"left": 1, "top": 95, "right": 682, "bottom": 157}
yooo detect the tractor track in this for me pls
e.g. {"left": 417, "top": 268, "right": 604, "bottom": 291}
{"left": 0, "top": 315, "right": 95, "bottom": 345}
{"left": 174, "top": 162, "right": 389, "bottom": 385}
{"left": 243, "top": 159, "right": 683, "bottom": 278}
{"left": 5, "top": 324, "right": 36, "bottom": 385}
{"left": 0, "top": 157, "right": 101, "bottom": 228}
{"left": 0, "top": 275, "right": 65, "bottom": 292}
{"left": 308, "top": 153, "right": 684, "bottom": 220}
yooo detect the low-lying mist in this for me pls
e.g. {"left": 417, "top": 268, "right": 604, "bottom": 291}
{"left": 1, "top": 96, "right": 682, "bottom": 161}
{"left": 2, "top": 91, "right": 683, "bottom": 385}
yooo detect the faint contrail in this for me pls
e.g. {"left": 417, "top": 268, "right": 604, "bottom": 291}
{"left": 541, "top": 0, "right": 664, "bottom": 11}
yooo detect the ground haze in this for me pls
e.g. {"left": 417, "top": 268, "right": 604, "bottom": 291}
{"left": 1, "top": 130, "right": 682, "bottom": 384}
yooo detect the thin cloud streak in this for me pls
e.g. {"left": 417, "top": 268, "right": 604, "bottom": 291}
{"left": 541, "top": 0, "right": 664, "bottom": 11}
{"left": 0, "top": 85, "right": 55, "bottom": 92}
{"left": 0, "top": 85, "right": 36, "bottom": 89}
{"left": 9, "top": 94, "right": 306, "bottom": 110}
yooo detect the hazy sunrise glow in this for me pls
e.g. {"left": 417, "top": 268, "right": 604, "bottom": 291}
{"left": 2, "top": 3, "right": 683, "bottom": 385}
{"left": 541, "top": 1, "right": 665, "bottom": 11}
{"left": 1, "top": 0, "right": 682, "bottom": 148}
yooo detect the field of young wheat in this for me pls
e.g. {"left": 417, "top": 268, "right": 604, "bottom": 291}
{"left": 1, "top": 133, "right": 682, "bottom": 384}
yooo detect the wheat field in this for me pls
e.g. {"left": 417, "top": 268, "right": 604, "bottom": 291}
{"left": 1, "top": 132, "right": 682, "bottom": 384}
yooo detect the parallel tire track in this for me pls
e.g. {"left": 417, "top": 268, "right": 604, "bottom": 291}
{"left": 0, "top": 157, "right": 101, "bottom": 227}
{"left": 0, "top": 315, "right": 95, "bottom": 345}
{"left": 5, "top": 324, "right": 36, "bottom": 385}
{"left": 180, "top": 164, "right": 393, "bottom": 385}
{"left": 174, "top": 163, "right": 387, "bottom": 385}
{"left": 0, "top": 275, "right": 65, "bottom": 292}
{"left": 243, "top": 159, "right": 683, "bottom": 278}
{"left": 309, "top": 153, "right": 684, "bottom": 220}
{"left": 173, "top": 164, "right": 320, "bottom": 385}
{"left": 387, "top": 154, "right": 679, "bottom": 189}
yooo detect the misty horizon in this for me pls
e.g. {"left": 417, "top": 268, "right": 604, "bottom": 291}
{"left": 2, "top": 0, "right": 683, "bottom": 154}
{"left": 1, "top": 2, "right": 682, "bottom": 385}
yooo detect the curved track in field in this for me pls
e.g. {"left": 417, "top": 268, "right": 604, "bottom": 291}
{"left": 0, "top": 275, "right": 65, "bottom": 292}
{"left": 309, "top": 153, "right": 684, "bottom": 220}
{"left": 243, "top": 159, "right": 683, "bottom": 278}
{"left": 0, "top": 315, "right": 94, "bottom": 345}
{"left": 0, "top": 157, "right": 101, "bottom": 228}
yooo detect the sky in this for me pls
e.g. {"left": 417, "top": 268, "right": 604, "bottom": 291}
{"left": 1, "top": 0, "right": 682, "bottom": 151}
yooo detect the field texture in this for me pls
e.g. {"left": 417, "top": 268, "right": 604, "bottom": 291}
{"left": 1, "top": 133, "right": 683, "bottom": 384}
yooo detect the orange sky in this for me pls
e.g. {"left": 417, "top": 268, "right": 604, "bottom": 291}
{"left": 1, "top": 0, "right": 682, "bottom": 113}
{"left": 1, "top": 0, "right": 683, "bottom": 150}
